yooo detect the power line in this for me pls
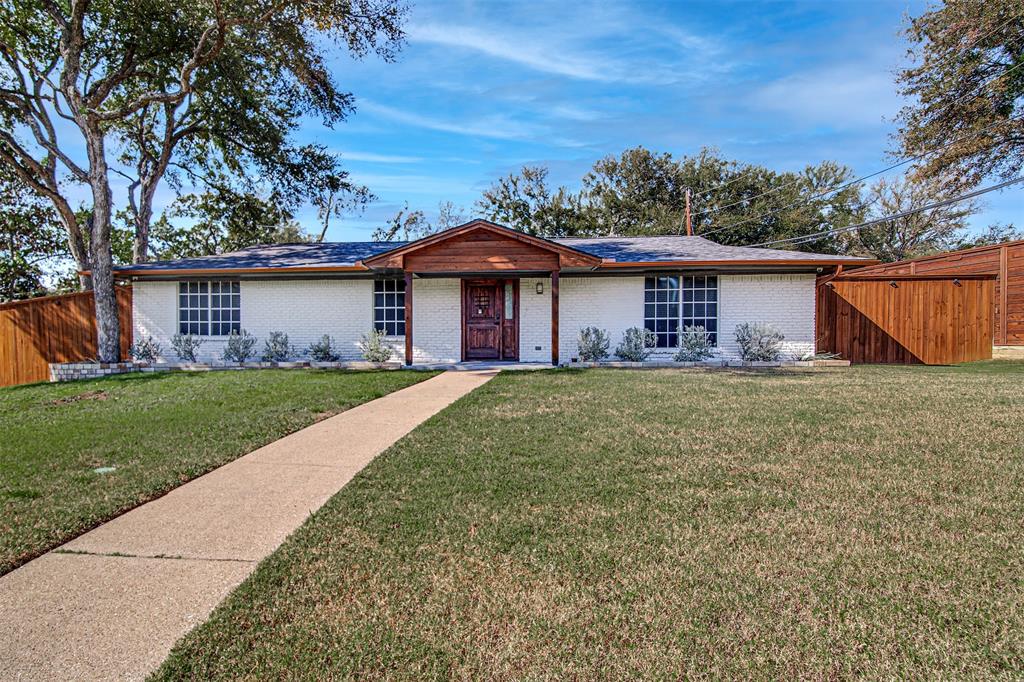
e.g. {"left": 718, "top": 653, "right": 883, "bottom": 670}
{"left": 747, "top": 175, "right": 1024, "bottom": 249}
{"left": 696, "top": 14, "right": 1024, "bottom": 216}
{"left": 698, "top": 111, "right": 1024, "bottom": 238}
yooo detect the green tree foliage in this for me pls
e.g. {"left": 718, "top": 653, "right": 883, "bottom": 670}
{"left": 0, "top": 0, "right": 404, "bottom": 361}
{"left": 476, "top": 147, "right": 867, "bottom": 252}
{"left": 0, "top": 170, "right": 69, "bottom": 301}
{"left": 895, "top": 0, "right": 1024, "bottom": 187}
{"left": 951, "top": 222, "right": 1023, "bottom": 250}
{"left": 152, "top": 191, "right": 311, "bottom": 259}
{"left": 476, "top": 165, "right": 590, "bottom": 237}
{"left": 843, "top": 177, "right": 978, "bottom": 262}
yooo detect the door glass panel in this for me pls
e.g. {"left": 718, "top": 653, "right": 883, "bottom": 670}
{"left": 504, "top": 283, "right": 514, "bottom": 319}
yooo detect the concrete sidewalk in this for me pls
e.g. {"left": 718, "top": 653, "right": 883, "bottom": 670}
{"left": 0, "top": 369, "right": 496, "bottom": 681}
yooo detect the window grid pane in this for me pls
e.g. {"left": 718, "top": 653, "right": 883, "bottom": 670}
{"left": 374, "top": 278, "right": 406, "bottom": 335}
{"left": 681, "top": 275, "right": 718, "bottom": 346}
{"left": 644, "top": 275, "right": 719, "bottom": 348}
{"left": 178, "top": 281, "right": 239, "bottom": 336}
{"left": 643, "top": 276, "right": 680, "bottom": 348}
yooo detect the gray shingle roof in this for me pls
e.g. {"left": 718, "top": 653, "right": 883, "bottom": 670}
{"left": 115, "top": 234, "right": 868, "bottom": 273}
{"left": 556, "top": 235, "right": 866, "bottom": 263}
{"left": 118, "top": 241, "right": 408, "bottom": 271}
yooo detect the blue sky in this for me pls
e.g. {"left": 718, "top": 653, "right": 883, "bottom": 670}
{"left": 291, "top": 0, "right": 1019, "bottom": 241}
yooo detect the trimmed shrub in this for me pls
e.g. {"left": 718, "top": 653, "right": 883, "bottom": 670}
{"left": 261, "top": 331, "right": 292, "bottom": 362}
{"left": 129, "top": 336, "right": 162, "bottom": 362}
{"left": 615, "top": 326, "right": 657, "bottom": 362}
{"left": 170, "top": 333, "right": 204, "bottom": 362}
{"left": 577, "top": 326, "right": 610, "bottom": 362}
{"left": 674, "top": 325, "right": 715, "bottom": 362}
{"left": 735, "top": 322, "right": 785, "bottom": 361}
{"left": 358, "top": 328, "right": 394, "bottom": 363}
{"left": 222, "top": 329, "right": 257, "bottom": 362}
{"left": 307, "top": 335, "right": 340, "bottom": 362}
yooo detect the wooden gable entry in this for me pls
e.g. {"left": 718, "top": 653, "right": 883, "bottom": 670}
{"left": 462, "top": 279, "right": 519, "bottom": 361}
{"left": 361, "top": 220, "right": 602, "bottom": 273}
{"left": 364, "top": 221, "right": 588, "bottom": 366}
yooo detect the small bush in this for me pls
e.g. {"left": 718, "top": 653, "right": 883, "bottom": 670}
{"left": 307, "top": 335, "right": 340, "bottom": 362}
{"left": 129, "top": 336, "right": 162, "bottom": 363}
{"left": 615, "top": 327, "right": 656, "bottom": 362}
{"left": 577, "top": 326, "right": 611, "bottom": 362}
{"left": 170, "top": 333, "right": 204, "bottom": 362}
{"left": 735, "top": 322, "right": 785, "bottom": 361}
{"left": 358, "top": 328, "right": 394, "bottom": 363}
{"left": 261, "top": 331, "right": 292, "bottom": 362}
{"left": 674, "top": 326, "right": 715, "bottom": 362}
{"left": 222, "top": 329, "right": 257, "bottom": 362}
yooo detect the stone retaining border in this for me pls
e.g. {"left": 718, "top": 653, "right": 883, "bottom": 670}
{"left": 49, "top": 358, "right": 851, "bottom": 382}
{"left": 49, "top": 360, "right": 404, "bottom": 382}
{"left": 573, "top": 359, "right": 851, "bottom": 369}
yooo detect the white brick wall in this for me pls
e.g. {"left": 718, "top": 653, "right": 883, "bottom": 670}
{"left": 718, "top": 274, "right": 816, "bottom": 360}
{"left": 133, "top": 279, "right": 375, "bottom": 362}
{"left": 133, "top": 281, "right": 178, "bottom": 354}
{"left": 558, "top": 276, "right": 645, "bottom": 363}
{"left": 520, "top": 277, "right": 552, "bottom": 362}
{"left": 132, "top": 273, "right": 816, "bottom": 364}
{"left": 410, "top": 278, "right": 461, "bottom": 363}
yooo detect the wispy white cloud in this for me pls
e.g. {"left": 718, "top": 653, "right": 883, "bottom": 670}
{"left": 406, "top": 13, "right": 727, "bottom": 86}
{"left": 408, "top": 23, "right": 621, "bottom": 82}
{"left": 749, "top": 65, "right": 903, "bottom": 128}
{"left": 357, "top": 99, "right": 584, "bottom": 145}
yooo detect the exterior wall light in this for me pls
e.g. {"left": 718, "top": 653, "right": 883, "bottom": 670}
{"left": 536, "top": 282, "right": 544, "bottom": 294}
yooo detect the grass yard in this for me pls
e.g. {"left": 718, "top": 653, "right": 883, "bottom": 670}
{"left": 155, "top": 362, "right": 1024, "bottom": 679}
{"left": 0, "top": 369, "right": 435, "bottom": 575}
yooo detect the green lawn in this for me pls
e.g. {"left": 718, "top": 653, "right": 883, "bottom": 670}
{"left": 0, "top": 369, "right": 435, "bottom": 576}
{"left": 154, "top": 362, "right": 1024, "bottom": 679}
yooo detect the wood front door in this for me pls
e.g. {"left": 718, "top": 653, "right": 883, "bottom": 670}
{"left": 463, "top": 280, "right": 518, "bottom": 361}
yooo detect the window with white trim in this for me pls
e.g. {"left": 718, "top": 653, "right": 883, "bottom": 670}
{"left": 178, "top": 281, "right": 240, "bottom": 336}
{"left": 644, "top": 275, "right": 718, "bottom": 348}
{"left": 373, "top": 278, "right": 406, "bottom": 336}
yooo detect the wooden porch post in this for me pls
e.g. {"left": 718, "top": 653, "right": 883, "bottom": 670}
{"left": 551, "top": 270, "right": 559, "bottom": 366}
{"left": 999, "top": 245, "right": 1009, "bottom": 345}
{"left": 404, "top": 271, "right": 413, "bottom": 366}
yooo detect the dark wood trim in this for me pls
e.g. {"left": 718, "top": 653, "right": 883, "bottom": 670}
{"left": 551, "top": 270, "right": 559, "bottom": 366}
{"left": 404, "top": 271, "right": 413, "bottom": 366}
{"left": 500, "top": 279, "right": 520, "bottom": 361}
{"left": 460, "top": 279, "right": 466, "bottom": 361}
{"left": 999, "top": 244, "right": 1009, "bottom": 345}
{"left": 835, "top": 273, "right": 998, "bottom": 281}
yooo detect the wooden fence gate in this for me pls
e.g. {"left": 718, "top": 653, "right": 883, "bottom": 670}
{"left": 816, "top": 275, "right": 994, "bottom": 365}
{"left": 0, "top": 287, "right": 133, "bottom": 387}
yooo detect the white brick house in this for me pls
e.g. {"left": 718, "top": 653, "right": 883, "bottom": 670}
{"left": 118, "top": 220, "right": 871, "bottom": 365}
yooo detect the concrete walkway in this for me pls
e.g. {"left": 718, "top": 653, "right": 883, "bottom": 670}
{"left": 0, "top": 369, "right": 496, "bottom": 681}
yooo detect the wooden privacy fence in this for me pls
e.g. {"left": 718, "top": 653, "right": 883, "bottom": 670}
{"left": 838, "top": 239, "right": 1023, "bottom": 346}
{"left": 816, "top": 275, "right": 994, "bottom": 365}
{"left": 0, "top": 287, "right": 132, "bottom": 387}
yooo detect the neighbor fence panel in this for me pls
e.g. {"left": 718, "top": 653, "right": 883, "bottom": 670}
{"left": 843, "top": 240, "right": 1024, "bottom": 345}
{"left": 0, "top": 287, "right": 132, "bottom": 387}
{"left": 816, "top": 276, "right": 993, "bottom": 365}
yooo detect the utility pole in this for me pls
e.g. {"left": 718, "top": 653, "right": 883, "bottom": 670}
{"left": 684, "top": 188, "right": 693, "bottom": 236}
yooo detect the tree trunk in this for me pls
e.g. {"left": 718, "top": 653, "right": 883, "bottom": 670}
{"left": 131, "top": 198, "right": 152, "bottom": 263}
{"left": 83, "top": 129, "right": 121, "bottom": 362}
